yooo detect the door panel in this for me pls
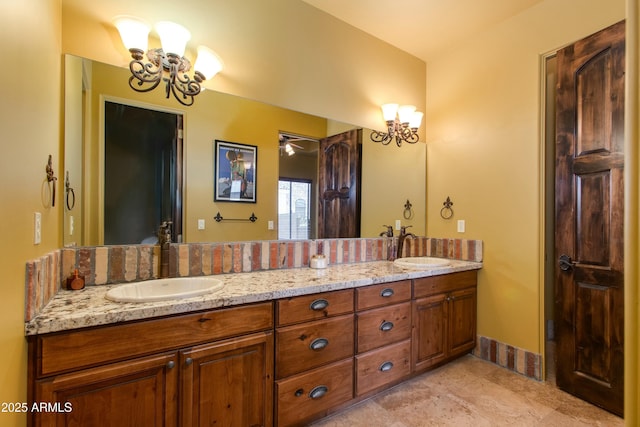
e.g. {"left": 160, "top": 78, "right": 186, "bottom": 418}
{"left": 554, "top": 20, "right": 624, "bottom": 416}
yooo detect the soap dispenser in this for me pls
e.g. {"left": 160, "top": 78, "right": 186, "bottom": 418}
{"left": 66, "top": 269, "right": 85, "bottom": 290}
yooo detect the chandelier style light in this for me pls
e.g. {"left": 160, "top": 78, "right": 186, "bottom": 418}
{"left": 113, "top": 16, "right": 223, "bottom": 106}
{"left": 370, "top": 103, "right": 424, "bottom": 147}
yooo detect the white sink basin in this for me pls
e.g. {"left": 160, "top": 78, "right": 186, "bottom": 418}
{"left": 105, "top": 277, "right": 224, "bottom": 303}
{"left": 393, "top": 257, "right": 451, "bottom": 269}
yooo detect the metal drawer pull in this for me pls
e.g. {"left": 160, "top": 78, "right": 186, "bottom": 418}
{"left": 380, "top": 288, "right": 394, "bottom": 298}
{"left": 166, "top": 360, "right": 175, "bottom": 369}
{"left": 309, "top": 385, "right": 328, "bottom": 399}
{"left": 380, "top": 321, "right": 394, "bottom": 332}
{"left": 309, "top": 337, "right": 329, "bottom": 351}
{"left": 379, "top": 361, "right": 394, "bottom": 372}
{"left": 185, "top": 357, "right": 193, "bottom": 366}
{"left": 309, "top": 299, "right": 329, "bottom": 311}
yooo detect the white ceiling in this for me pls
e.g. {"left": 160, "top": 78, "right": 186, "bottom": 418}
{"left": 302, "top": 0, "right": 543, "bottom": 61}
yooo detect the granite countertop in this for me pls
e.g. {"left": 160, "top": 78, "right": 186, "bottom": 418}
{"left": 25, "top": 260, "right": 482, "bottom": 336}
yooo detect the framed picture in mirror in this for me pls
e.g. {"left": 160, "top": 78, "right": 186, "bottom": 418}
{"left": 214, "top": 140, "right": 257, "bottom": 203}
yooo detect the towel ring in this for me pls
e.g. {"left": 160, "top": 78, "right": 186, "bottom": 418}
{"left": 403, "top": 199, "right": 413, "bottom": 219}
{"left": 65, "top": 171, "right": 76, "bottom": 211}
{"left": 440, "top": 196, "right": 454, "bottom": 219}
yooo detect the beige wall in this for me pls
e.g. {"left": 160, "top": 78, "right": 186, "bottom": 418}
{"left": 425, "top": 0, "right": 625, "bottom": 353}
{"left": 0, "top": 1, "right": 62, "bottom": 426}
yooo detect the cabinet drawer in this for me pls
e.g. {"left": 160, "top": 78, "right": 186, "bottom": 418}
{"left": 276, "top": 289, "right": 354, "bottom": 326}
{"left": 356, "top": 280, "right": 411, "bottom": 311}
{"left": 276, "top": 314, "right": 354, "bottom": 378}
{"left": 413, "top": 270, "right": 477, "bottom": 298}
{"left": 355, "top": 339, "right": 411, "bottom": 396}
{"left": 36, "top": 302, "right": 273, "bottom": 377}
{"left": 356, "top": 302, "right": 411, "bottom": 353}
{"left": 276, "top": 358, "right": 353, "bottom": 427}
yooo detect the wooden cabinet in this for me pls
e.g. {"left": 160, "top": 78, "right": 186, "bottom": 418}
{"left": 275, "top": 289, "right": 354, "bottom": 426}
{"left": 35, "top": 352, "right": 178, "bottom": 427}
{"left": 354, "top": 280, "right": 412, "bottom": 396}
{"left": 29, "top": 269, "right": 479, "bottom": 426}
{"left": 180, "top": 332, "right": 273, "bottom": 427}
{"left": 28, "top": 302, "right": 273, "bottom": 427}
{"left": 412, "top": 271, "right": 477, "bottom": 373}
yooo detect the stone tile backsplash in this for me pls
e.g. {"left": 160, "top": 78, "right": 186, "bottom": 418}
{"left": 24, "top": 236, "right": 483, "bottom": 321}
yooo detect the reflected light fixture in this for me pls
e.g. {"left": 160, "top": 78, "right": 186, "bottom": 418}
{"left": 113, "top": 16, "right": 223, "bottom": 106}
{"left": 370, "top": 103, "right": 423, "bottom": 147}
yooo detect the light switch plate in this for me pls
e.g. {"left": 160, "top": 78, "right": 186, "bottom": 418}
{"left": 395, "top": 220, "right": 401, "bottom": 230}
{"left": 457, "top": 220, "right": 465, "bottom": 233}
{"left": 268, "top": 220, "right": 274, "bottom": 230}
{"left": 197, "top": 219, "right": 205, "bottom": 230}
{"left": 34, "top": 212, "right": 41, "bottom": 244}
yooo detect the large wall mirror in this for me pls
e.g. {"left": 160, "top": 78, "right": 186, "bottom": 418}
{"left": 63, "top": 55, "right": 427, "bottom": 247}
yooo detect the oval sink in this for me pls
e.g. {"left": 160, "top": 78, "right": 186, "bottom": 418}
{"left": 393, "top": 257, "right": 451, "bottom": 269}
{"left": 105, "top": 277, "right": 224, "bottom": 303}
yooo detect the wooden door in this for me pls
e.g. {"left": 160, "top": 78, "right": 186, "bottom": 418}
{"left": 35, "top": 352, "right": 178, "bottom": 427}
{"left": 180, "top": 332, "right": 273, "bottom": 427}
{"left": 555, "top": 20, "right": 625, "bottom": 416}
{"left": 318, "top": 129, "right": 362, "bottom": 238}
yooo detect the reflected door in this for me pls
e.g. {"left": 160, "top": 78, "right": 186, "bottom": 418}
{"left": 104, "top": 102, "right": 183, "bottom": 244}
{"left": 318, "top": 129, "right": 362, "bottom": 238}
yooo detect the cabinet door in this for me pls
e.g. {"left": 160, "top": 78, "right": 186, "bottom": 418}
{"left": 412, "top": 293, "right": 448, "bottom": 372}
{"left": 180, "top": 332, "right": 273, "bottom": 427}
{"left": 448, "top": 287, "right": 477, "bottom": 357}
{"left": 35, "top": 352, "right": 178, "bottom": 427}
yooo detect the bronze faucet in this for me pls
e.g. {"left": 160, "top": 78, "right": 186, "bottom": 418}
{"left": 158, "top": 221, "right": 172, "bottom": 278}
{"left": 397, "top": 225, "right": 415, "bottom": 259}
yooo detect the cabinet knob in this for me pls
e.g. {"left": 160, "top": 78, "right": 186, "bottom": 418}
{"left": 380, "top": 321, "right": 394, "bottom": 332}
{"left": 309, "top": 385, "right": 328, "bottom": 400}
{"left": 294, "top": 388, "right": 304, "bottom": 397}
{"left": 185, "top": 357, "right": 193, "bottom": 366}
{"left": 379, "top": 361, "right": 394, "bottom": 372}
{"left": 166, "top": 360, "right": 175, "bottom": 369}
{"left": 309, "top": 299, "right": 329, "bottom": 311}
{"left": 380, "top": 288, "right": 394, "bottom": 298}
{"left": 309, "top": 337, "right": 329, "bottom": 351}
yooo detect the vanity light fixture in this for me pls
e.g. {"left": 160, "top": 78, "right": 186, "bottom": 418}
{"left": 370, "top": 103, "right": 423, "bottom": 146}
{"left": 113, "top": 16, "right": 223, "bottom": 106}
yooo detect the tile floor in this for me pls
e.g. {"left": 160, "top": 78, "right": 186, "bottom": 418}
{"left": 309, "top": 354, "right": 624, "bottom": 426}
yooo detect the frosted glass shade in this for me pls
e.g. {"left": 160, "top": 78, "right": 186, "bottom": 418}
{"left": 381, "top": 104, "right": 399, "bottom": 121}
{"left": 409, "top": 111, "right": 423, "bottom": 129}
{"left": 397, "top": 105, "right": 416, "bottom": 124}
{"left": 113, "top": 16, "right": 150, "bottom": 52}
{"left": 194, "top": 46, "right": 224, "bottom": 80}
{"left": 155, "top": 21, "right": 191, "bottom": 57}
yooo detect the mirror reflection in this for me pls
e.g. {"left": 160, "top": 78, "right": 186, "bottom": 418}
{"left": 63, "top": 55, "right": 426, "bottom": 247}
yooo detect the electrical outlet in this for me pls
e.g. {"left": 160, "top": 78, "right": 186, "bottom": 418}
{"left": 457, "top": 220, "right": 465, "bottom": 233}
{"left": 69, "top": 215, "right": 74, "bottom": 235}
{"left": 197, "top": 219, "right": 205, "bottom": 230}
{"left": 34, "top": 212, "right": 42, "bottom": 244}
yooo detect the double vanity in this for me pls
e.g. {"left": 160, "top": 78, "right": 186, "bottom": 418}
{"left": 26, "top": 257, "right": 481, "bottom": 426}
